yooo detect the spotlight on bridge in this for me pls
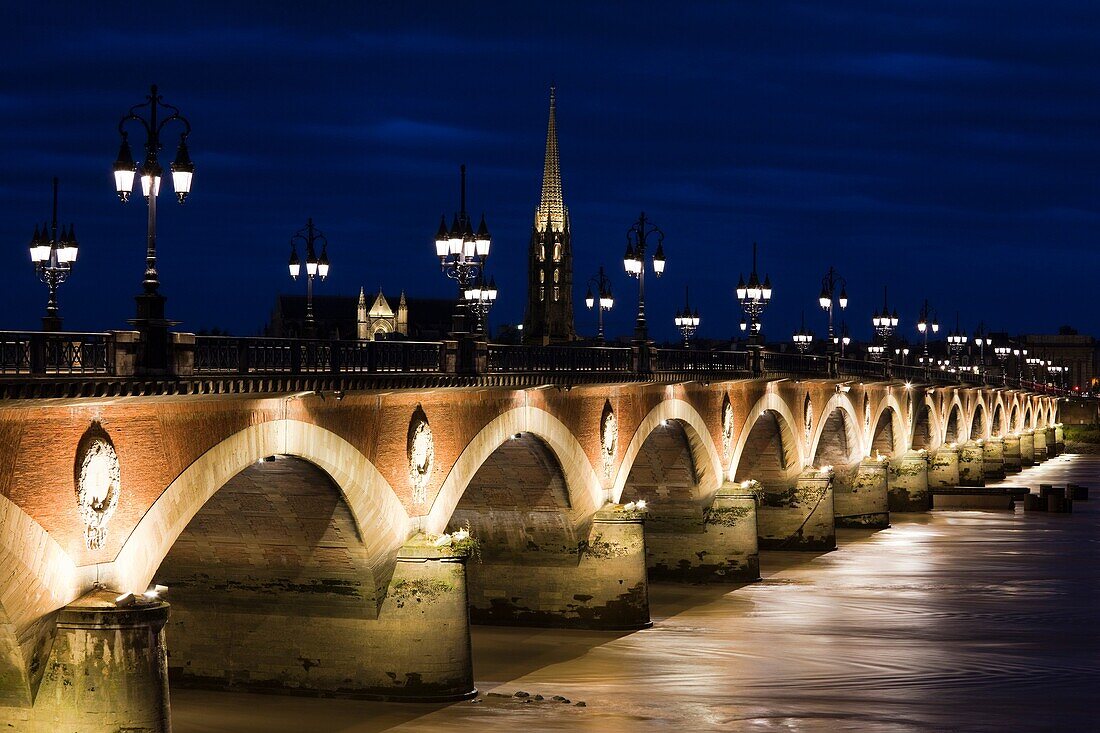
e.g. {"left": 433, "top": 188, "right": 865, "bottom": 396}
{"left": 114, "top": 592, "right": 136, "bottom": 608}
{"left": 143, "top": 584, "right": 168, "bottom": 601}
{"left": 836, "top": 384, "right": 851, "bottom": 393}
{"left": 512, "top": 433, "right": 523, "bottom": 440}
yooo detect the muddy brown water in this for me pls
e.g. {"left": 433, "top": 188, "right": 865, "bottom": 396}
{"left": 173, "top": 454, "right": 1100, "bottom": 732}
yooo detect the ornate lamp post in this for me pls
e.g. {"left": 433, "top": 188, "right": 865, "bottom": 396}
{"left": 832, "top": 322, "right": 851, "bottom": 357}
{"left": 792, "top": 311, "right": 814, "bottom": 354}
{"left": 1025, "top": 356, "right": 1044, "bottom": 383}
{"left": 113, "top": 85, "right": 194, "bottom": 348}
{"left": 623, "top": 212, "right": 665, "bottom": 343}
{"left": 869, "top": 286, "right": 898, "bottom": 360}
{"left": 973, "top": 322, "right": 992, "bottom": 379}
{"left": 287, "top": 218, "right": 330, "bottom": 336}
{"left": 916, "top": 299, "right": 939, "bottom": 362}
{"left": 994, "top": 345, "right": 1011, "bottom": 384}
{"left": 894, "top": 346, "right": 911, "bottom": 365}
{"left": 464, "top": 272, "right": 498, "bottom": 337}
{"left": 673, "top": 286, "right": 700, "bottom": 347}
{"left": 818, "top": 266, "right": 847, "bottom": 352}
{"left": 947, "top": 313, "right": 968, "bottom": 362}
{"left": 736, "top": 242, "right": 772, "bottom": 347}
{"left": 28, "top": 178, "right": 79, "bottom": 331}
{"left": 584, "top": 266, "right": 614, "bottom": 344}
{"left": 434, "top": 165, "right": 491, "bottom": 337}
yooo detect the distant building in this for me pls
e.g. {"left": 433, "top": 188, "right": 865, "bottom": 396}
{"left": 358, "top": 287, "right": 408, "bottom": 340}
{"left": 266, "top": 291, "right": 452, "bottom": 341}
{"left": 523, "top": 87, "right": 576, "bottom": 344}
{"left": 1019, "top": 328, "right": 1098, "bottom": 391}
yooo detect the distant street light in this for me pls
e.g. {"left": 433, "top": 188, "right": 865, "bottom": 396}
{"left": 916, "top": 299, "right": 939, "bottom": 361}
{"left": 947, "top": 312, "right": 968, "bottom": 362}
{"left": 736, "top": 242, "right": 772, "bottom": 347}
{"left": 623, "top": 212, "right": 665, "bottom": 343}
{"left": 28, "top": 178, "right": 79, "bottom": 331}
{"left": 792, "top": 311, "right": 814, "bottom": 354}
{"left": 973, "top": 322, "right": 992, "bottom": 378}
{"left": 464, "top": 271, "right": 498, "bottom": 337}
{"left": 674, "top": 286, "right": 700, "bottom": 347}
{"left": 585, "top": 266, "right": 614, "bottom": 344}
{"left": 870, "top": 286, "right": 898, "bottom": 360}
{"left": 818, "top": 266, "right": 847, "bottom": 352}
{"left": 113, "top": 85, "right": 194, "bottom": 334}
{"left": 287, "top": 218, "right": 330, "bottom": 336}
{"left": 832, "top": 322, "right": 851, "bottom": 357}
{"left": 434, "top": 165, "right": 491, "bottom": 336}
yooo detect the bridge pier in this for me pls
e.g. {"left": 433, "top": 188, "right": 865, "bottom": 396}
{"left": 466, "top": 505, "right": 650, "bottom": 629}
{"left": 756, "top": 469, "right": 836, "bottom": 551}
{"left": 1020, "top": 430, "right": 1035, "bottom": 466}
{"left": 983, "top": 437, "right": 1005, "bottom": 480}
{"left": 646, "top": 484, "right": 759, "bottom": 583}
{"left": 1003, "top": 433, "right": 1022, "bottom": 472}
{"left": 1044, "top": 427, "right": 1058, "bottom": 457}
{"left": 958, "top": 441, "right": 986, "bottom": 486}
{"left": 887, "top": 450, "right": 931, "bottom": 512}
{"left": 929, "top": 445, "right": 960, "bottom": 489}
{"left": 834, "top": 458, "right": 890, "bottom": 528}
{"left": 1033, "top": 429, "right": 1048, "bottom": 462}
{"left": 1055, "top": 424, "right": 1065, "bottom": 455}
{"left": 167, "top": 537, "right": 474, "bottom": 702}
{"left": 17, "top": 591, "right": 170, "bottom": 733}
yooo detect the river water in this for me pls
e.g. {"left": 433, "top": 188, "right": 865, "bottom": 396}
{"left": 173, "top": 454, "right": 1100, "bottom": 733}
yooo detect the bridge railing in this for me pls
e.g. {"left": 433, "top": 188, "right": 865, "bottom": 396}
{"left": 835, "top": 357, "right": 888, "bottom": 380}
{"left": 0, "top": 331, "right": 114, "bottom": 376}
{"left": 891, "top": 363, "right": 928, "bottom": 383}
{"left": 654, "top": 348, "right": 750, "bottom": 374}
{"left": 192, "top": 336, "right": 445, "bottom": 375}
{"left": 760, "top": 351, "right": 829, "bottom": 376}
{"left": 485, "top": 343, "right": 633, "bottom": 373}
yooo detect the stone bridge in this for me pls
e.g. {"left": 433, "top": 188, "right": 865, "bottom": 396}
{"left": 0, "top": 337, "right": 1065, "bottom": 730}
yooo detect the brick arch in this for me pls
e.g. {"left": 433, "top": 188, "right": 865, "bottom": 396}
{"left": 1010, "top": 402, "right": 1021, "bottom": 433}
{"left": 869, "top": 393, "right": 906, "bottom": 456}
{"left": 109, "top": 419, "right": 411, "bottom": 596}
{"left": 807, "top": 392, "right": 865, "bottom": 468}
{"left": 0, "top": 495, "right": 82, "bottom": 708}
{"left": 970, "top": 402, "right": 988, "bottom": 441}
{"left": 729, "top": 392, "right": 805, "bottom": 483}
{"left": 991, "top": 401, "right": 1005, "bottom": 437}
{"left": 1024, "top": 404, "right": 1034, "bottom": 430}
{"left": 425, "top": 405, "right": 604, "bottom": 536}
{"left": 612, "top": 398, "right": 723, "bottom": 504}
{"left": 944, "top": 395, "right": 967, "bottom": 444}
{"left": 911, "top": 394, "right": 943, "bottom": 450}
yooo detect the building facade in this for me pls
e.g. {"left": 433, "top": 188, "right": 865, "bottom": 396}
{"left": 523, "top": 87, "right": 576, "bottom": 344}
{"left": 358, "top": 287, "right": 408, "bottom": 340}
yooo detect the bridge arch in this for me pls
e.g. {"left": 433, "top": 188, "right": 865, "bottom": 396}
{"left": 1010, "top": 403, "right": 1021, "bottom": 433}
{"left": 868, "top": 393, "right": 906, "bottom": 456}
{"left": 426, "top": 405, "right": 603, "bottom": 536}
{"left": 613, "top": 398, "right": 723, "bottom": 504}
{"left": 944, "top": 399, "right": 965, "bottom": 444}
{"left": 110, "top": 419, "right": 410, "bottom": 596}
{"left": 1024, "top": 405, "right": 1034, "bottom": 431}
{"left": 970, "top": 402, "right": 987, "bottom": 441}
{"left": 730, "top": 393, "right": 805, "bottom": 485}
{"left": 807, "top": 392, "right": 865, "bottom": 468}
{"left": 911, "top": 395, "right": 942, "bottom": 450}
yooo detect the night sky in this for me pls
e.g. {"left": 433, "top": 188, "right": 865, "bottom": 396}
{"left": 3, "top": 2, "right": 1099, "bottom": 343}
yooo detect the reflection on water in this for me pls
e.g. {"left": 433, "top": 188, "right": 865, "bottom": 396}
{"left": 173, "top": 455, "right": 1100, "bottom": 732}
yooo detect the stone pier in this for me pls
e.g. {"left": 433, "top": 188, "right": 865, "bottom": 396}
{"left": 929, "top": 445, "right": 960, "bottom": 489}
{"left": 166, "top": 537, "right": 474, "bottom": 702}
{"left": 1003, "top": 433, "right": 1022, "bottom": 472}
{"left": 646, "top": 485, "right": 759, "bottom": 583}
{"left": 756, "top": 469, "right": 836, "bottom": 551}
{"left": 958, "top": 441, "right": 985, "bottom": 486}
{"left": 1034, "top": 429, "right": 1048, "bottom": 461}
{"left": 1055, "top": 424, "right": 1065, "bottom": 454}
{"left": 834, "top": 458, "right": 890, "bottom": 528}
{"left": 19, "top": 591, "right": 171, "bottom": 733}
{"left": 466, "top": 505, "right": 650, "bottom": 630}
{"left": 982, "top": 437, "right": 1005, "bottom": 480}
{"left": 1020, "top": 430, "right": 1035, "bottom": 466}
{"left": 1044, "top": 427, "right": 1058, "bottom": 457}
{"left": 887, "top": 450, "right": 931, "bottom": 512}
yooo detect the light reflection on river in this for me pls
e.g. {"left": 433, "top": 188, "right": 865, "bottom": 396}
{"left": 173, "top": 454, "right": 1100, "bottom": 732}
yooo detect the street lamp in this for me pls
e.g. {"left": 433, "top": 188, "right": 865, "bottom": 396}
{"left": 464, "top": 271, "right": 498, "bottom": 337}
{"left": 947, "top": 313, "right": 968, "bottom": 362}
{"left": 287, "top": 218, "right": 330, "bottom": 336}
{"left": 792, "top": 311, "right": 814, "bottom": 354}
{"left": 870, "top": 286, "right": 898, "bottom": 359}
{"left": 832, "top": 322, "right": 851, "bottom": 357}
{"left": 736, "top": 242, "right": 772, "bottom": 347}
{"left": 818, "top": 266, "right": 847, "bottom": 352}
{"left": 585, "top": 266, "right": 615, "bottom": 344}
{"left": 623, "top": 212, "right": 665, "bottom": 343}
{"left": 1026, "top": 356, "right": 1044, "bottom": 383}
{"left": 894, "top": 346, "right": 910, "bottom": 365}
{"left": 434, "top": 165, "right": 491, "bottom": 337}
{"left": 673, "top": 286, "right": 701, "bottom": 347}
{"left": 973, "top": 322, "right": 992, "bottom": 378}
{"left": 994, "top": 345, "right": 1011, "bottom": 384}
{"left": 28, "top": 178, "right": 79, "bottom": 331}
{"left": 113, "top": 85, "right": 194, "bottom": 333}
{"left": 916, "top": 299, "right": 939, "bottom": 360}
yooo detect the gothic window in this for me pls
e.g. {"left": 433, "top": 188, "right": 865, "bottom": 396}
{"left": 553, "top": 268, "right": 559, "bottom": 283}
{"left": 554, "top": 287, "right": 560, "bottom": 301}
{"left": 540, "top": 287, "right": 545, "bottom": 301}
{"left": 553, "top": 242, "right": 562, "bottom": 261}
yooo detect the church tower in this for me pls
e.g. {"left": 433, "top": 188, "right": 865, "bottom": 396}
{"left": 523, "top": 87, "right": 576, "bottom": 344}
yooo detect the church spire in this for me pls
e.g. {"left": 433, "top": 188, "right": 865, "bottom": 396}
{"left": 535, "top": 85, "right": 566, "bottom": 233}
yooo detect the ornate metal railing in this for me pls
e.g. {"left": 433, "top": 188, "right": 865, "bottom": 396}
{"left": 486, "top": 344, "right": 632, "bottom": 373}
{"left": 0, "top": 331, "right": 113, "bottom": 376}
{"left": 891, "top": 363, "right": 928, "bottom": 383}
{"left": 193, "top": 337, "right": 444, "bottom": 375}
{"left": 762, "top": 351, "right": 829, "bottom": 376}
{"left": 654, "top": 349, "right": 750, "bottom": 374}
{"left": 836, "top": 357, "right": 888, "bottom": 380}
